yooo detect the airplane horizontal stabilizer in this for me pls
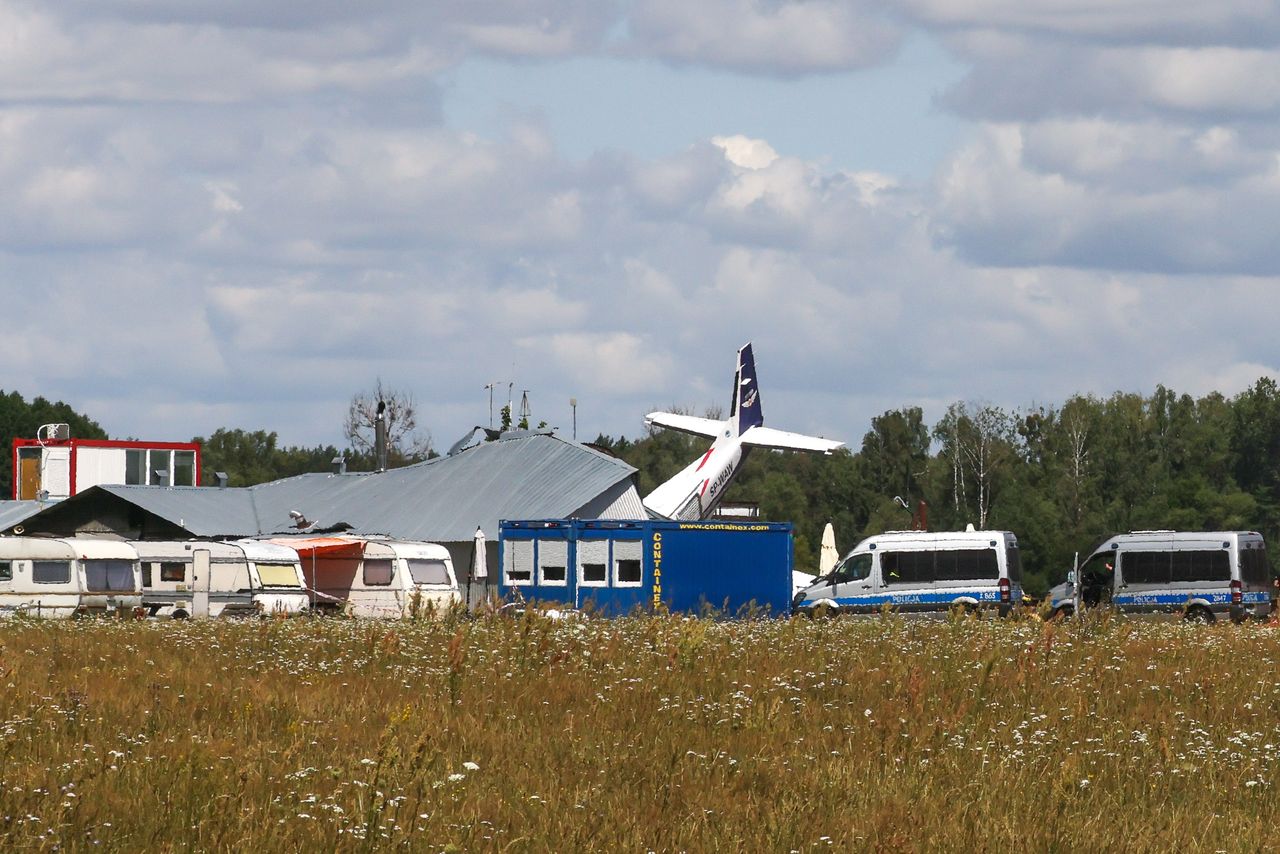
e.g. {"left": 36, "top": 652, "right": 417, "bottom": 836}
{"left": 644, "top": 412, "right": 726, "bottom": 439}
{"left": 740, "top": 426, "right": 844, "bottom": 454}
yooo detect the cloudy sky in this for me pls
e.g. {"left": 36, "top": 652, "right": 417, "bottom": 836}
{"left": 4, "top": 1, "right": 1279, "bottom": 453}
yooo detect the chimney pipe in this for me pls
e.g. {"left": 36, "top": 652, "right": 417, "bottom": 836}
{"left": 375, "top": 400, "right": 388, "bottom": 472}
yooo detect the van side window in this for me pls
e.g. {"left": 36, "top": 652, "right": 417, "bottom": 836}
{"left": 882, "top": 551, "right": 932, "bottom": 585}
{"left": 1120, "top": 551, "right": 1169, "bottom": 585}
{"left": 0, "top": 561, "right": 11, "bottom": 582}
{"left": 1171, "top": 550, "right": 1229, "bottom": 583}
{"left": 32, "top": 560, "right": 71, "bottom": 584}
{"left": 363, "top": 559, "right": 393, "bottom": 586}
{"left": 935, "top": 549, "right": 999, "bottom": 581}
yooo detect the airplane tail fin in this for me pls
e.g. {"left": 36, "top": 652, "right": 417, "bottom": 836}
{"left": 731, "top": 343, "right": 764, "bottom": 436}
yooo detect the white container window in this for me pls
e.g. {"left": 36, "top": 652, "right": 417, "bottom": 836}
{"left": 33, "top": 560, "right": 71, "bottom": 584}
{"left": 504, "top": 540, "right": 534, "bottom": 586}
{"left": 578, "top": 540, "right": 608, "bottom": 588}
{"left": 614, "top": 540, "right": 643, "bottom": 587}
{"left": 538, "top": 540, "right": 568, "bottom": 587}
{"left": 363, "top": 559, "right": 394, "bottom": 586}
{"left": 407, "top": 558, "right": 451, "bottom": 586}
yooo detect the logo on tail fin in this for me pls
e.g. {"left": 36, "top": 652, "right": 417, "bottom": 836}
{"left": 735, "top": 343, "right": 764, "bottom": 435}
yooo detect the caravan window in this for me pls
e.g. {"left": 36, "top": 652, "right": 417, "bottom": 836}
{"left": 160, "top": 562, "right": 186, "bottom": 583}
{"left": 363, "top": 560, "right": 393, "bottom": 586}
{"left": 32, "top": 560, "right": 71, "bottom": 584}
{"left": 0, "top": 561, "right": 10, "bottom": 582}
{"left": 407, "top": 559, "right": 450, "bottom": 586}
{"left": 85, "top": 560, "right": 135, "bottom": 592}
{"left": 257, "top": 564, "right": 302, "bottom": 587}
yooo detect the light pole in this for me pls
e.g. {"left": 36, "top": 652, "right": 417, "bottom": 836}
{"left": 484, "top": 382, "right": 497, "bottom": 428}
{"left": 570, "top": 397, "right": 577, "bottom": 440}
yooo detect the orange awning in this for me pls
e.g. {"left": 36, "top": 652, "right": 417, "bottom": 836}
{"left": 269, "top": 537, "right": 366, "bottom": 560}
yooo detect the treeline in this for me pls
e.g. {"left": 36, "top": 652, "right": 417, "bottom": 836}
{"left": 598, "top": 378, "right": 1280, "bottom": 596}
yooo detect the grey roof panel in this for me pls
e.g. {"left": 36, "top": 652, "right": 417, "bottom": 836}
{"left": 0, "top": 501, "right": 49, "bottom": 531}
{"left": 32, "top": 433, "right": 637, "bottom": 544}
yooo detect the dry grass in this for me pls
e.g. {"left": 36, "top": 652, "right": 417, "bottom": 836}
{"left": 0, "top": 610, "right": 1277, "bottom": 851}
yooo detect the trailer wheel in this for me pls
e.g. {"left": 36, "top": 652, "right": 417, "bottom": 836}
{"left": 172, "top": 609, "right": 190, "bottom": 620}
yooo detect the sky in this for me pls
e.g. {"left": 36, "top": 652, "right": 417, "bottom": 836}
{"left": 3, "top": 1, "right": 1279, "bottom": 454}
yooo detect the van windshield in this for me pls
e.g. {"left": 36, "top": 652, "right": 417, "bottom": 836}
{"left": 829, "top": 553, "right": 872, "bottom": 583}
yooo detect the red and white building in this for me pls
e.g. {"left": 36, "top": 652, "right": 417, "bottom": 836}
{"left": 13, "top": 425, "right": 201, "bottom": 501}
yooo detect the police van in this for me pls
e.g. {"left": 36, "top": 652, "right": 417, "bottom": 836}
{"left": 1047, "top": 531, "right": 1272, "bottom": 622}
{"left": 793, "top": 528, "right": 1022, "bottom": 617}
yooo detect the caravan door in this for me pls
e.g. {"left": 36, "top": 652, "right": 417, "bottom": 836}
{"left": 192, "top": 549, "right": 211, "bottom": 618}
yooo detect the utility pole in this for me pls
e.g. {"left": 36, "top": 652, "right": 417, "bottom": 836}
{"left": 570, "top": 397, "right": 577, "bottom": 440}
{"left": 484, "top": 382, "right": 498, "bottom": 428}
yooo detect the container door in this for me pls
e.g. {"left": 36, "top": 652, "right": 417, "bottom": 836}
{"left": 192, "top": 549, "right": 211, "bottom": 618}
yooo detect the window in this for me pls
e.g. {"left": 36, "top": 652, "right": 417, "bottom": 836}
{"left": 614, "top": 539, "right": 643, "bottom": 587}
{"left": 148, "top": 450, "right": 171, "bottom": 485}
{"left": 84, "top": 560, "right": 135, "bottom": 592}
{"left": 407, "top": 558, "right": 451, "bottom": 586}
{"left": 160, "top": 562, "right": 186, "bottom": 583}
{"left": 881, "top": 551, "right": 933, "bottom": 586}
{"left": 124, "top": 449, "right": 145, "bottom": 486}
{"left": 504, "top": 540, "right": 533, "bottom": 586}
{"left": 538, "top": 540, "right": 568, "bottom": 587}
{"left": 173, "top": 450, "right": 196, "bottom": 486}
{"left": 935, "top": 549, "right": 999, "bottom": 581}
{"left": 1120, "top": 551, "right": 1170, "bottom": 585}
{"left": 578, "top": 540, "right": 608, "bottom": 587}
{"left": 141, "top": 562, "right": 152, "bottom": 587}
{"left": 363, "top": 559, "right": 393, "bottom": 586}
{"left": 1242, "top": 546, "right": 1271, "bottom": 586}
{"left": 32, "top": 560, "right": 71, "bottom": 584}
{"left": 1005, "top": 546, "right": 1022, "bottom": 583}
{"left": 830, "top": 553, "right": 872, "bottom": 583}
{"left": 0, "top": 561, "right": 10, "bottom": 582}
{"left": 257, "top": 564, "right": 302, "bottom": 587}
{"left": 1170, "top": 550, "right": 1230, "bottom": 583}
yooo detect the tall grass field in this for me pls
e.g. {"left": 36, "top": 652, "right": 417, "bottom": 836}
{"left": 0, "top": 612, "right": 1277, "bottom": 850}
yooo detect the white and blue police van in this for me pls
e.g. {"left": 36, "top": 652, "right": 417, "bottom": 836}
{"left": 793, "top": 528, "right": 1022, "bottom": 617}
{"left": 1047, "top": 531, "right": 1272, "bottom": 623}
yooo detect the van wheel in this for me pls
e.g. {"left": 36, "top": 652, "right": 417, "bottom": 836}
{"left": 1184, "top": 606, "right": 1214, "bottom": 624}
{"left": 1051, "top": 605, "right": 1074, "bottom": 621}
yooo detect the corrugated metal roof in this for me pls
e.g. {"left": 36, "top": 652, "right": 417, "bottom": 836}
{"left": 16, "top": 433, "right": 638, "bottom": 544}
{"left": 0, "top": 501, "right": 48, "bottom": 531}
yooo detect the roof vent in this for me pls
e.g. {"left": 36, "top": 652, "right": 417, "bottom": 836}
{"left": 214, "top": 471, "right": 229, "bottom": 488}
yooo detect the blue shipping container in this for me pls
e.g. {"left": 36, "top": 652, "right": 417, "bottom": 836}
{"left": 498, "top": 519, "right": 793, "bottom": 616}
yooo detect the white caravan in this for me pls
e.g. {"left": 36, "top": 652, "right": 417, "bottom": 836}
{"left": 643, "top": 343, "right": 844, "bottom": 520}
{"left": 0, "top": 536, "right": 142, "bottom": 618}
{"left": 282, "top": 536, "right": 460, "bottom": 618}
{"left": 133, "top": 539, "right": 308, "bottom": 618}
{"left": 794, "top": 529, "right": 1024, "bottom": 617}
{"left": 1048, "top": 531, "right": 1272, "bottom": 623}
